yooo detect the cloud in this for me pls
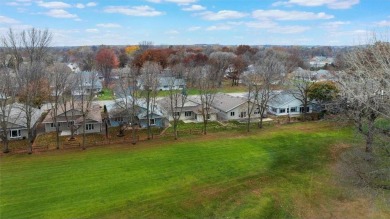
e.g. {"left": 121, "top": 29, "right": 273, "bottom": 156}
{"left": 37, "top": 1, "right": 71, "bottom": 9}
{"left": 197, "top": 10, "right": 248, "bottom": 21}
{"left": 147, "top": 0, "right": 197, "bottom": 4}
{"left": 376, "top": 20, "right": 390, "bottom": 27}
{"left": 86, "top": 2, "right": 97, "bottom": 7}
{"left": 245, "top": 21, "right": 278, "bottom": 29}
{"left": 252, "top": 10, "right": 333, "bottom": 20}
{"left": 86, "top": 28, "right": 99, "bottom": 33}
{"left": 96, "top": 23, "right": 122, "bottom": 28}
{"left": 165, "top": 30, "right": 180, "bottom": 34}
{"left": 6, "top": 1, "right": 32, "bottom": 7}
{"left": 187, "top": 26, "right": 201, "bottom": 31}
{"left": 0, "top": 15, "right": 20, "bottom": 24}
{"left": 75, "top": 3, "right": 85, "bottom": 9}
{"left": 322, "top": 21, "right": 350, "bottom": 29}
{"left": 272, "top": 0, "right": 359, "bottom": 9}
{"left": 182, "top": 4, "right": 206, "bottom": 11}
{"left": 267, "top": 25, "right": 310, "bottom": 34}
{"left": 104, "top": 6, "right": 164, "bottom": 16}
{"left": 206, "top": 24, "right": 232, "bottom": 31}
{"left": 45, "top": 9, "right": 78, "bottom": 18}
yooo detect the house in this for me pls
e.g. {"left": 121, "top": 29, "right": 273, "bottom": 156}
{"left": 71, "top": 71, "right": 103, "bottom": 96}
{"left": 188, "top": 93, "right": 260, "bottom": 121}
{"left": 309, "top": 56, "right": 334, "bottom": 68}
{"left": 106, "top": 97, "right": 166, "bottom": 128}
{"left": 157, "top": 96, "right": 218, "bottom": 123}
{"left": 42, "top": 103, "right": 102, "bottom": 135}
{"left": 0, "top": 103, "right": 41, "bottom": 140}
{"left": 138, "top": 77, "right": 186, "bottom": 91}
{"left": 267, "top": 91, "right": 314, "bottom": 116}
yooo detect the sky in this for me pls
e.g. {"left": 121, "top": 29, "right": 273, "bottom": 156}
{"left": 0, "top": 0, "right": 389, "bottom": 46}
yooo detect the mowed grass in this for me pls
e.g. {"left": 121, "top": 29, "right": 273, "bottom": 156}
{"left": 1, "top": 122, "right": 355, "bottom": 218}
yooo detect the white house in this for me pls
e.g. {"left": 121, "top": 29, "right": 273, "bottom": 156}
{"left": 189, "top": 93, "right": 261, "bottom": 121}
{"left": 157, "top": 96, "right": 218, "bottom": 123}
{"left": 138, "top": 77, "right": 186, "bottom": 91}
{"left": 42, "top": 103, "right": 102, "bottom": 135}
{"left": 0, "top": 103, "right": 41, "bottom": 140}
{"left": 71, "top": 71, "right": 103, "bottom": 96}
{"left": 268, "top": 91, "right": 313, "bottom": 116}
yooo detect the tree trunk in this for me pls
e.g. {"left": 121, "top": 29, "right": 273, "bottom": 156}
{"left": 82, "top": 115, "right": 86, "bottom": 150}
{"left": 132, "top": 124, "right": 137, "bottom": 145}
{"left": 173, "top": 122, "right": 178, "bottom": 140}
{"left": 28, "top": 130, "right": 33, "bottom": 154}
{"left": 56, "top": 125, "right": 60, "bottom": 149}
{"left": 2, "top": 139, "right": 9, "bottom": 153}
{"left": 203, "top": 119, "right": 207, "bottom": 135}
{"left": 146, "top": 90, "right": 151, "bottom": 140}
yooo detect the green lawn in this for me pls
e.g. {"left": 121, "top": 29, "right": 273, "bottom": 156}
{"left": 0, "top": 122, "right": 363, "bottom": 218}
{"left": 97, "top": 88, "right": 114, "bottom": 100}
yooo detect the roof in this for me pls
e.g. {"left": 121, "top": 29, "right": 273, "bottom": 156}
{"left": 2, "top": 103, "right": 41, "bottom": 128}
{"left": 42, "top": 103, "right": 102, "bottom": 124}
{"left": 268, "top": 91, "right": 300, "bottom": 108}
{"left": 107, "top": 97, "right": 163, "bottom": 118}
{"left": 189, "top": 93, "right": 248, "bottom": 113}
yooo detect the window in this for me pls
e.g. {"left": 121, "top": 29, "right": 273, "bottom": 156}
{"left": 271, "top": 107, "right": 277, "bottom": 113}
{"left": 185, "top": 111, "right": 192, "bottom": 117}
{"left": 150, "top": 119, "right": 155, "bottom": 125}
{"left": 230, "top": 112, "right": 235, "bottom": 117}
{"left": 50, "top": 123, "right": 55, "bottom": 128}
{"left": 68, "top": 121, "right": 74, "bottom": 127}
{"left": 240, "top": 112, "right": 247, "bottom": 118}
{"left": 287, "top": 108, "right": 290, "bottom": 113}
{"left": 290, "top": 107, "right": 297, "bottom": 113}
{"left": 279, "top": 108, "right": 286, "bottom": 113}
{"left": 206, "top": 114, "right": 211, "bottom": 120}
{"left": 86, "top": 124, "right": 94, "bottom": 130}
{"left": 254, "top": 108, "right": 260, "bottom": 114}
{"left": 173, "top": 112, "right": 180, "bottom": 117}
{"left": 9, "top": 129, "right": 21, "bottom": 138}
{"left": 299, "top": 107, "right": 310, "bottom": 113}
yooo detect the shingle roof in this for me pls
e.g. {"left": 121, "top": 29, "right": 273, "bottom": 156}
{"left": 189, "top": 93, "right": 248, "bottom": 112}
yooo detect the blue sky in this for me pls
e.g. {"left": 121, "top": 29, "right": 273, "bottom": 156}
{"left": 1, "top": 0, "right": 389, "bottom": 46}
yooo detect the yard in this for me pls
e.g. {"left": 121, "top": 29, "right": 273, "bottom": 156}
{"left": 1, "top": 122, "right": 389, "bottom": 218}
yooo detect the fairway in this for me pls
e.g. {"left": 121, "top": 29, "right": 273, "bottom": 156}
{"left": 1, "top": 122, "right": 355, "bottom": 218}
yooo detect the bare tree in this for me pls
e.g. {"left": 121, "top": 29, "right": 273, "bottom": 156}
{"left": 0, "top": 67, "right": 17, "bottom": 153}
{"left": 195, "top": 66, "right": 218, "bottom": 135}
{"left": 335, "top": 38, "right": 390, "bottom": 153}
{"left": 166, "top": 66, "right": 187, "bottom": 140}
{"left": 243, "top": 58, "right": 285, "bottom": 131}
{"left": 16, "top": 63, "right": 47, "bottom": 153}
{"left": 115, "top": 66, "right": 140, "bottom": 144}
{"left": 2, "top": 27, "right": 52, "bottom": 153}
{"left": 209, "top": 51, "right": 236, "bottom": 87}
{"left": 47, "top": 63, "right": 71, "bottom": 149}
{"left": 77, "top": 72, "right": 99, "bottom": 150}
{"left": 140, "top": 61, "right": 161, "bottom": 139}
{"left": 289, "top": 69, "right": 316, "bottom": 121}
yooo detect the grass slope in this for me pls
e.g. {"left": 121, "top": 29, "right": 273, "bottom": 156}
{"left": 1, "top": 122, "right": 353, "bottom": 218}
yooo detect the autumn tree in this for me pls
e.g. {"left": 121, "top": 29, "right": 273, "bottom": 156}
{"left": 96, "top": 47, "right": 119, "bottom": 87}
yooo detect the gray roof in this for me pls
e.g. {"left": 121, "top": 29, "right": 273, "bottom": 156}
{"left": 188, "top": 93, "right": 248, "bottom": 113}
{"left": 2, "top": 103, "right": 41, "bottom": 128}
{"left": 268, "top": 91, "right": 299, "bottom": 108}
